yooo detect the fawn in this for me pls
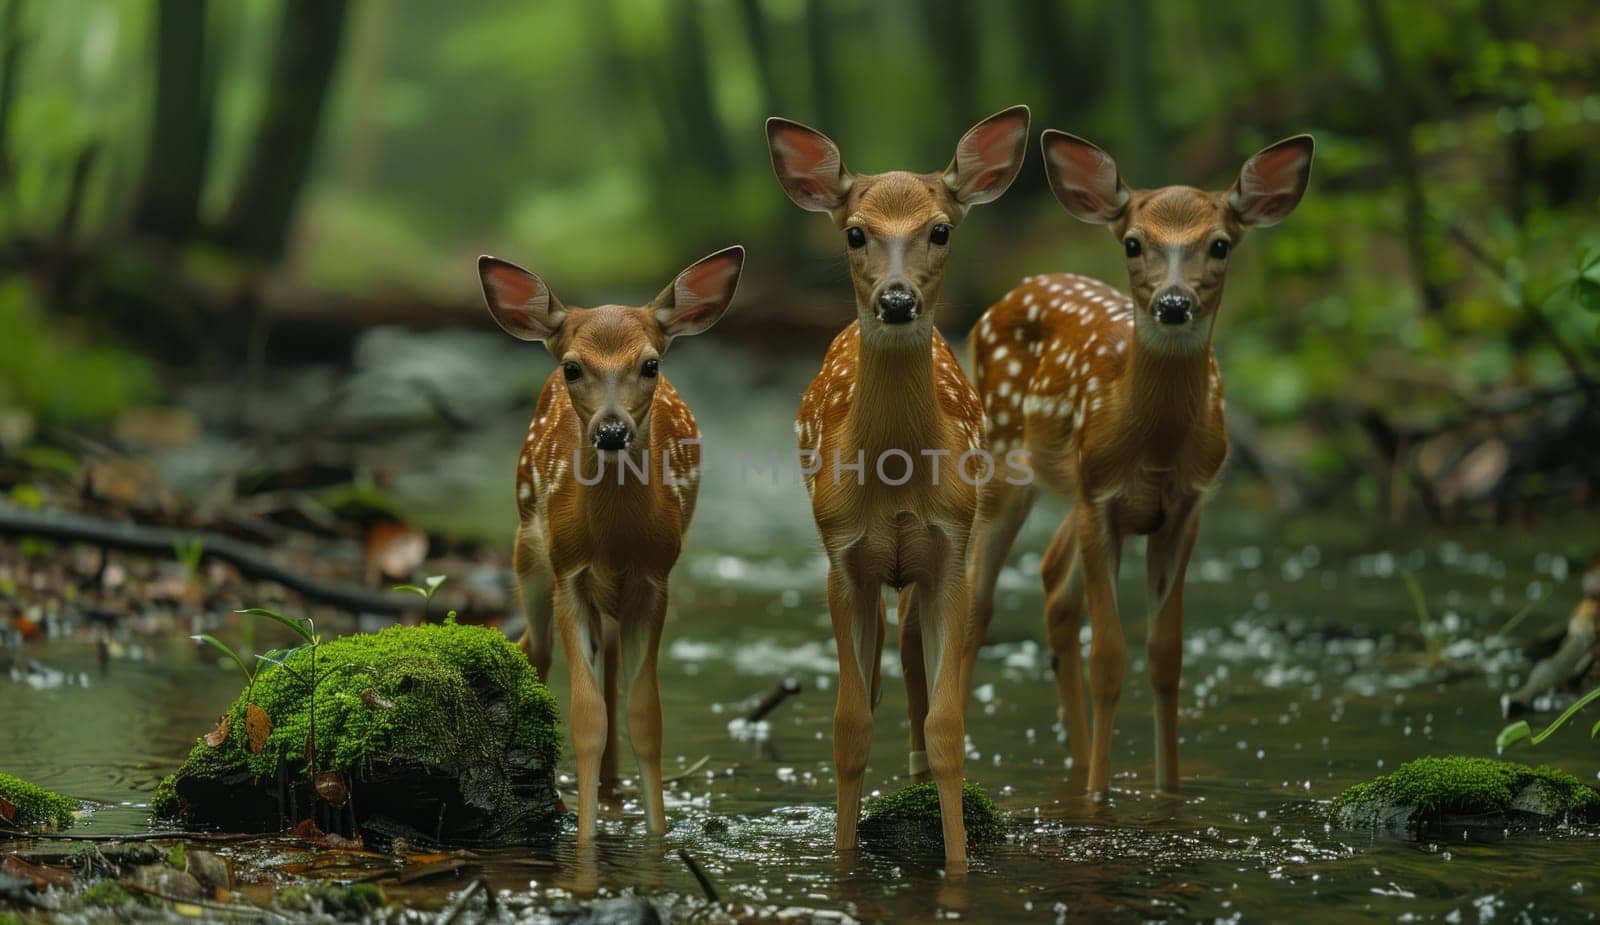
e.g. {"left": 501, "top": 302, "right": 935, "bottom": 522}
{"left": 766, "top": 105, "right": 1031, "bottom": 869}
{"left": 966, "top": 132, "right": 1314, "bottom": 796}
{"left": 478, "top": 246, "right": 745, "bottom": 842}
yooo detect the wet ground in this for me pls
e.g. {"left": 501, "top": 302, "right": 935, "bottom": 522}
{"left": 4, "top": 330, "right": 1600, "bottom": 921}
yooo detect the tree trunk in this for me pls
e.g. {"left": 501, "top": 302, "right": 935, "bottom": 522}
{"left": 0, "top": 0, "right": 25, "bottom": 195}
{"left": 736, "top": 0, "right": 786, "bottom": 116}
{"left": 214, "top": 0, "right": 349, "bottom": 260}
{"left": 131, "top": 0, "right": 214, "bottom": 242}
{"left": 664, "top": 0, "right": 732, "bottom": 177}
{"left": 1358, "top": 0, "right": 1446, "bottom": 315}
{"left": 804, "top": 0, "right": 837, "bottom": 131}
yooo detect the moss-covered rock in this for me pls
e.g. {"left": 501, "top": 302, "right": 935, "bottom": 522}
{"left": 0, "top": 772, "right": 75, "bottom": 830}
{"left": 81, "top": 879, "right": 153, "bottom": 910}
{"left": 157, "top": 621, "right": 561, "bottom": 844}
{"left": 278, "top": 881, "right": 386, "bottom": 919}
{"left": 1333, "top": 756, "right": 1600, "bottom": 832}
{"left": 858, "top": 781, "right": 1004, "bottom": 854}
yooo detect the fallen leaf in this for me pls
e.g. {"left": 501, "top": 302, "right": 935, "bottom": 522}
{"left": 403, "top": 852, "right": 452, "bottom": 865}
{"left": 244, "top": 703, "right": 271, "bottom": 753}
{"left": 203, "top": 713, "right": 232, "bottom": 748}
{"left": 360, "top": 688, "right": 393, "bottom": 710}
{"left": 363, "top": 522, "right": 428, "bottom": 583}
{"left": 314, "top": 772, "right": 349, "bottom": 807}
{"left": 0, "top": 795, "right": 15, "bottom": 824}
{"left": 2, "top": 854, "right": 73, "bottom": 888}
{"left": 288, "top": 818, "right": 324, "bottom": 841}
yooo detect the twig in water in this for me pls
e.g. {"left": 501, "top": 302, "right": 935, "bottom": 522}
{"left": 662, "top": 755, "right": 711, "bottom": 784}
{"left": 744, "top": 677, "right": 801, "bottom": 723}
{"left": 436, "top": 878, "right": 487, "bottom": 925}
{"left": 677, "top": 848, "right": 720, "bottom": 904}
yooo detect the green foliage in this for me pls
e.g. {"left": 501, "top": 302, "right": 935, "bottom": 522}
{"left": 169, "top": 622, "right": 560, "bottom": 810}
{"left": 0, "top": 281, "right": 157, "bottom": 425}
{"left": 1498, "top": 685, "right": 1600, "bottom": 750}
{"left": 0, "top": 771, "right": 77, "bottom": 829}
{"left": 1333, "top": 756, "right": 1599, "bottom": 824}
{"left": 81, "top": 879, "right": 151, "bottom": 909}
{"left": 277, "top": 881, "right": 386, "bottom": 918}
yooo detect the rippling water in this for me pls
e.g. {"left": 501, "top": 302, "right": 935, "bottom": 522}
{"left": 5, "top": 332, "right": 1600, "bottom": 919}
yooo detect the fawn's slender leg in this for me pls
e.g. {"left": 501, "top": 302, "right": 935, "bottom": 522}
{"left": 1146, "top": 503, "right": 1199, "bottom": 792}
{"left": 897, "top": 586, "right": 930, "bottom": 783}
{"left": 514, "top": 525, "right": 554, "bottom": 682}
{"left": 622, "top": 583, "right": 668, "bottom": 833}
{"left": 923, "top": 551, "right": 972, "bottom": 872}
{"left": 599, "top": 621, "right": 622, "bottom": 796}
{"left": 963, "top": 481, "right": 1037, "bottom": 696}
{"left": 557, "top": 584, "right": 607, "bottom": 843}
{"left": 828, "top": 563, "right": 880, "bottom": 852}
{"left": 1041, "top": 511, "right": 1090, "bottom": 789}
{"left": 1074, "top": 500, "right": 1124, "bottom": 796}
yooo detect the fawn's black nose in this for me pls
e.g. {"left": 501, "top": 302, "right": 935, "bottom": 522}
{"left": 594, "top": 420, "right": 631, "bottom": 451}
{"left": 876, "top": 286, "right": 919, "bottom": 324}
{"left": 1155, "top": 292, "right": 1194, "bottom": 326}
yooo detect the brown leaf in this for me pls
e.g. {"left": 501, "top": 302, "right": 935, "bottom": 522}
{"left": 303, "top": 731, "right": 315, "bottom": 767}
{"left": 288, "top": 818, "right": 324, "bottom": 841}
{"left": 3, "top": 854, "right": 73, "bottom": 888}
{"left": 244, "top": 703, "right": 271, "bottom": 753}
{"left": 314, "top": 771, "right": 348, "bottom": 807}
{"left": 363, "top": 522, "right": 428, "bottom": 583}
{"left": 0, "top": 795, "right": 15, "bottom": 825}
{"left": 203, "top": 713, "right": 232, "bottom": 748}
{"left": 360, "top": 688, "right": 394, "bottom": 710}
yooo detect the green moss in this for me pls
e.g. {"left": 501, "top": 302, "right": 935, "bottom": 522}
{"left": 1333, "top": 756, "right": 1600, "bottom": 827}
{"left": 0, "top": 771, "right": 76, "bottom": 829}
{"left": 861, "top": 780, "right": 1004, "bottom": 849}
{"left": 151, "top": 774, "right": 179, "bottom": 818}
{"left": 166, "top": 622, "right": 559, "bottom": 814}
{"left": 81, "top": 880, "right": 150, "bottom": 909}
{"left": 278, "top": 881, "right": 386, "bottom": 918}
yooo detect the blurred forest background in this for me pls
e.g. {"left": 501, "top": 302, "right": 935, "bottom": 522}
{"left": 1, "top": 0, "right": 1598, "bottom": 541}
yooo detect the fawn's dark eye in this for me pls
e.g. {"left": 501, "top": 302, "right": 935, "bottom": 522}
{"left": 641, "top": 358, "right": 659, "bottom": 378}
{"left": 562, "top": 361, "right": 582, "bottom": 382}
{"left": 1124, "top": 238, "right": 1142, "bottom": 258}
{"left": 930, "top": 223, "right": 951, "bottom": 246}
{"left": 1209, "top": 239, "right": 1230, "bottom": 260}
{"left": 846, "top": 227, "right": 866, "bottom": 249}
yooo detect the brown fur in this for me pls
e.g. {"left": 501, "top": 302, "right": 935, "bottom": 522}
{"left": 966, "top": 132, "right": 1313, "bottom": 796}
{"left": 481, "top": 247, "right": 742, "bottom": 845}
{"left": 769, "top": 107, "right": 1030, "bottom": 872}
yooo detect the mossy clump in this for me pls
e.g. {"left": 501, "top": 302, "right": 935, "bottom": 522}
{"left": 81, "top": 880, "right": 152, "bottom": 910}
{"left": 0, "top": 771, "right": 75, "bottom": 830}
{"left": 858, "top": 780, "right": 1004, "bottom": 854}
{"left": 278, "top": 881, "right": 386, "bottom": 918}
{"left": 1333, "top": 756, "right": 1600, "bottom": 831}
{"left": 159, "top": 622, "right": 561, "bottom": 843}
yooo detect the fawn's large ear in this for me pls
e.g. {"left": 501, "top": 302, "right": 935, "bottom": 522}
{"left": 652, "top": 245, "right": 744, "bottom": 342}
{"left": 766, "top": 118, "right": 852, "bottom": 213}
{"left": 1229, "top": 135, "right": 1314, "bottom": 228}
{"left": 479, "top": 256, "right": 567, "bottom": 344}
{"left": 943, "top": 105, "right": 1030, "bottom": 209}
{"left": 1041, "top": 130, "right": 1129, "bottom": 225}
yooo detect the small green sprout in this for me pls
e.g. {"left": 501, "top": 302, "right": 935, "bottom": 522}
{"left": 1497, "top": 684, "right": 1600, "bottom": 751}
{"left": 173, "top": 536, "right": 204, "bottom": 581}
{"left": 394, "top": 574, "right": 448, "bottom": 619}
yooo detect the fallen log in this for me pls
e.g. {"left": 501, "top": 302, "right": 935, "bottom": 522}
{"left": 0, "top": 502, "right": 429, "bottom": 617}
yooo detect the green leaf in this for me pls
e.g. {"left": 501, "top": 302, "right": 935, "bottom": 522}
{"left": 237, "top": 608, "right": 315, "bottom": 643}
{"left": 1580, "top": 245, "right": 1600, "bottom": 272}
{"left": 1591, "top": 717, "right": 1600, "bottom": 739}
{"left": 192, "top": 634, "right": 252, "bottom": 684}
{"left": 1496, "top": 720, "right": 1531, "bottom": 750}
{"left": 1573, "top": 277, "right": 1600, "bottom": 313}
{"left": 1528, "top": 685, "right": 1600, "bottom": 745}
{"left": 394, "top": 574, "right": 447, "bottom": 602}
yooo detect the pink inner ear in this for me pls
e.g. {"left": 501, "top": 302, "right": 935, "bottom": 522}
{"left": 966, "top": 120, "right": 1018, "bottom": 161}
{"left": 679, "top": 259, "right": 734, "bottom": 301}
{"left": 487, "top": 265, "right": 540, "bottom": 308}
{"left": 776, "top": 129, "right": 834, "bottom": 174}
{"left": 1250, "top": 146, "right": 1306, "bottom": 189}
